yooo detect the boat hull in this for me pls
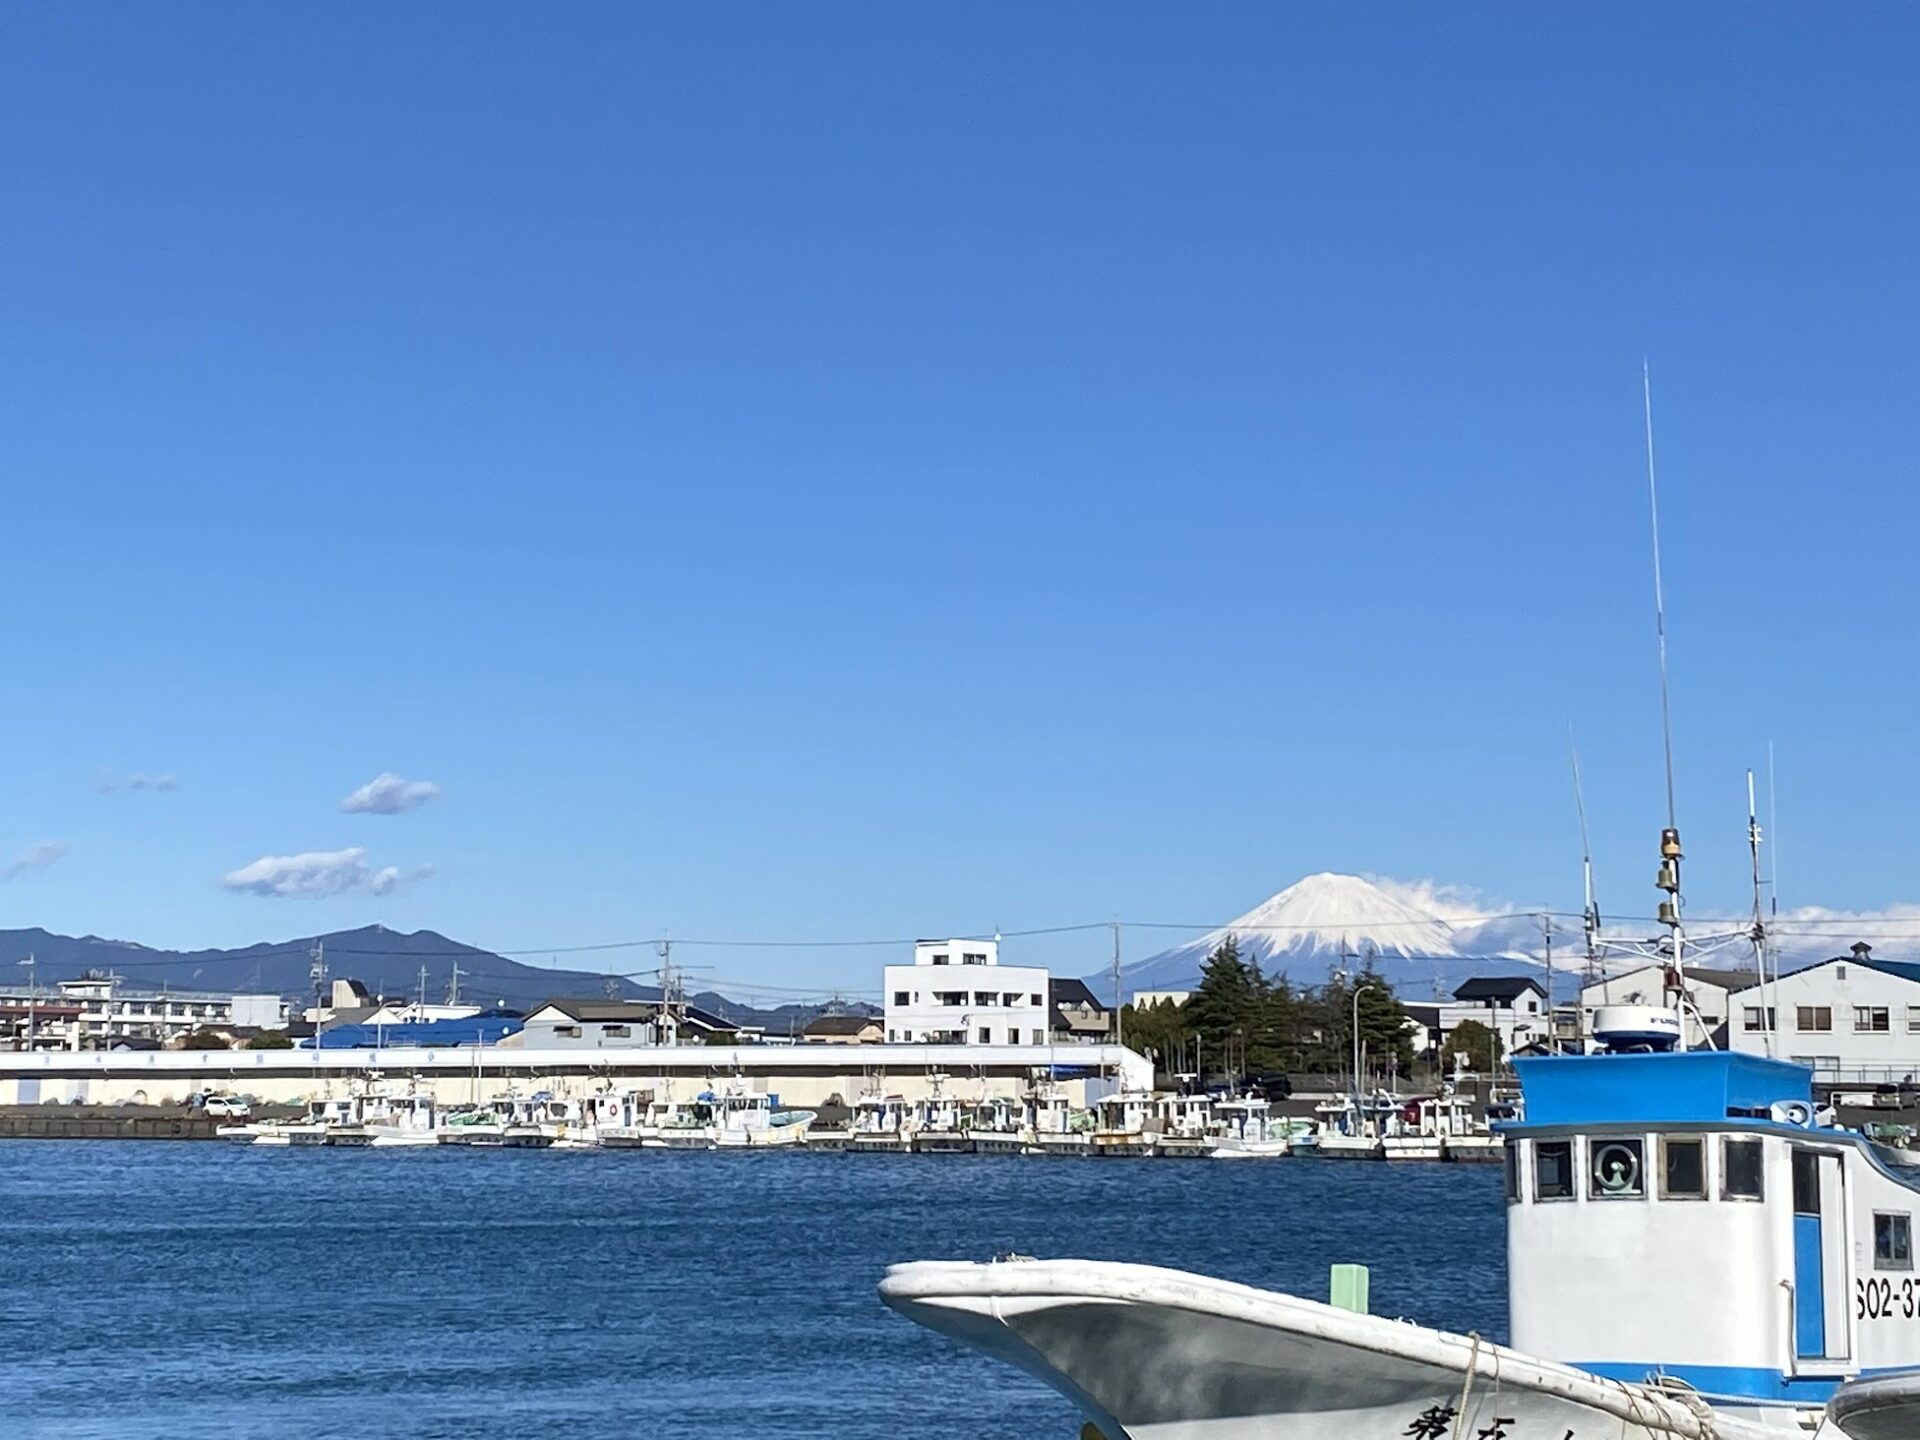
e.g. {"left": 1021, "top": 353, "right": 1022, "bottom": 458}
{"left": 879, "top": 1259, "right": 1773, "bottom": 1440}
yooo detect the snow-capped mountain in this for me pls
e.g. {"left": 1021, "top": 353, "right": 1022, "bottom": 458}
{"left": 1099, "top": 872, "right": 1541, "bottom": 1000}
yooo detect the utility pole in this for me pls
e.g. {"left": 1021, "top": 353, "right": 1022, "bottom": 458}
{"left": 18, "top": 954, "right": 36, "bottom": 1050}
{"left": 309, "top": 941, "right": 328, "bottom": 1050}
{"left": 447, "top": 962, "right": 465, "bottom": 1007}
{"left": 416, "top": 964, "right": 428, "bottom": 1018}
{"left": 1110, "top": 919, "right": 1123, "bottom": 1051}
{"left": 1541, "top": 911, "right": 1554, "bottom": 1053}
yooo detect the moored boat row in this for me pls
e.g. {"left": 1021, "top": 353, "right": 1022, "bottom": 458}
{"left": 220, "top": 1072, "right": 1506, "bottom": 1159}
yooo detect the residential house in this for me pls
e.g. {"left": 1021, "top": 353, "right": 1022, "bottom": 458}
{"left": 802, "top": 1014, "right": 884, "bottom": 1045}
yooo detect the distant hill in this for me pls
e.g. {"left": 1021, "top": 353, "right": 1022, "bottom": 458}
{"left": 0, "top": 924, "right": 875, "bottom": 1032}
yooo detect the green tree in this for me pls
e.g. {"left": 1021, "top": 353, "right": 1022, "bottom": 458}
{"left": 244, "top": 1030, "right": 294, "bottom": 1050}
{"left": 1317, "top": 967, "right": 1414, "bottom": 1082}
{"left": 1446, "top": 1018, "right": 1502, "bottom": 1073}
{"left": 1120, "top": 998, "right": 1190, "bottom": 1071}
{"left": 1184, "top": 938, "right": 1264, "bottom": 1081}
{"left": 178, "top": 1027, "right": 234, "bottom": 1051}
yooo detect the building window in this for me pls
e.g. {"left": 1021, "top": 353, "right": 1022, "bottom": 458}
{"left": 1723, "top": 1138, "right": 1764, "bottom": 1200}
{"left": 554, "top": 1025, "right": 581, "bottom": 1038}
{"left": 893, "top": 991, "right": 909, "bottom": 1006}
{"left": 1590, "top": 1138, "right": 1645, "bottom": 1199}
{"left": 1031, "top": 1030, "right": 1044, "bottom": 1044}
{"left": 604, "top": 1025, "right": 630, "bottom": 1037}
{"left": 887, "top": 1030, "right": 896, "bottom": 1042}
{"left": 977, "top": 1027, "right": 990, "bottom": 1044}
{"left": 962, "top": 952, "right": 987, "bottom": 965}
{"left": 1535, "top": 1140, "right": 1574, "bottom": 1200}
{"left": 1876, "top": 1214, "right": 1913, "bottom": 1271}
{"left": 1743, "top": 1006, "right": 1777, "bottom": 1031}
{"left": 1030, "top": 993, "right": 1043, "bottom": 1007}
{"left": 930, "top": 954, "right": 949, "bottom": 965}
{"left": 1660, "top": 1137, "right": 1706, "bottom": 1199}
{"left": 1856, "top": 1007, "right": 1891, "bottom": 1033}
{"left": 1837, "top": 964, "right": 1848, "bottom": 980}
{"left": 1796, "top": 1006, "right": 1832, "bottom": 1033}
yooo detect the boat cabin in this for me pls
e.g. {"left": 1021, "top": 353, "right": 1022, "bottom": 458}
{"left": 1506, "top": 1046, "right": 1920, "bottom": 1406}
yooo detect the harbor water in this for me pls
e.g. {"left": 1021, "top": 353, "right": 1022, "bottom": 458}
{"left": 1, "top": 1143, "right": 1505, "bottom": 1438}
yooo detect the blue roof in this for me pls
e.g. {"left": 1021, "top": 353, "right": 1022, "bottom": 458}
{"left": 1512, "top": 1051, "right": 1812, "bottom": 1129}
{"left": 303, "top": 1016, "right": 523, "bottom": 1049}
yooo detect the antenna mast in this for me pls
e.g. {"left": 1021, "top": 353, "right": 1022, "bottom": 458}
{"left": 1569, "top": 728, "right": 1602, "bottom": 987}
{"left": 1643, "top": 363, "right": 1689, "bottom": 1046}
{"left": 1746, "top": 768, "right": 1771, "bottom": 1058}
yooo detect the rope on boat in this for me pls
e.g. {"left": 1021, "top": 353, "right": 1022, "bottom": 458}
{"left": 1451, "top": 1333, "right": 1481, "bottom": 1440}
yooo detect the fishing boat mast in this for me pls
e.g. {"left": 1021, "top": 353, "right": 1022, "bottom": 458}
{"left": 1642, "top": 362, "right": 1689, "bottom": 1048}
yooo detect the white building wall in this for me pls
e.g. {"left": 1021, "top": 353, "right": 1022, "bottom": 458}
{"left": 1579, "top": 965, "right": 1736, "bottom": 1050}
{"left": 1727, "top": 958, "right": 1920, "bottom": 1080}
{"left": 882, "top": 938, "right": 1051, "bottom": 1046}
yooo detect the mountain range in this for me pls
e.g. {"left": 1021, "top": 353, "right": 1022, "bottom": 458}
{"left": 0, "top": 925, "right": 874, "bottom": 1034}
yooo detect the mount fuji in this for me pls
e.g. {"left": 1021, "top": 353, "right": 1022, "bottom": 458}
{"left": 1097, "top": 873, "right": 1542, "bottom": 1001}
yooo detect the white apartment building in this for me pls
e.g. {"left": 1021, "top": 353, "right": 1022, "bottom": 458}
{"left": 0, "top": 971, "right": 288, "bottom": 1050}
{"left": 883, "top": 938, "right": 1051, "bottom": 1047}
{"left": 1727, "top": 944, "right": 1920, "bottom": 1083}
{"left": 1578, "top": 963, "right": 1752, "bottom": 1051}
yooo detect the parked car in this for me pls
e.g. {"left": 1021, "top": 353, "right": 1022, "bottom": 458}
{"left": 204, "top": 1094, "right": 251, "bottom": 1119}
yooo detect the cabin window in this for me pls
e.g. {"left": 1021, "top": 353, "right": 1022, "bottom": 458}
{"left": 1792, "top": 1151, "right": 1820, "bottom": 1215}
{"left": 1855, "top": 1006, "right": 1891, "bottom": 1034}
{"left": 1875, "top": 1214, "right": 1913, "bottom": 1271}
{"left": 1796, "top": 1007, "right": 1832, "bottom": 1033}
{"left": 1723, "top": 1138, "right": 1765, "bottom": 1200}
{"left": 1660, "top": 1137, "right": 1706, "bottom": 1199}
{"left": 1590, "top": 1138, "right": 1645, "bottom": 1199}
{"left": 1535, "top": 1140, "right": 1574, "bottom": 1200}
{"left": 1503, "top": 1144, "right": 1521, "bottom": 1204}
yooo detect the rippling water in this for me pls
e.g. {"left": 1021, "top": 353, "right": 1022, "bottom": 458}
{"left": 0, "top": 1143, "right": 1505, "bottom": 1438}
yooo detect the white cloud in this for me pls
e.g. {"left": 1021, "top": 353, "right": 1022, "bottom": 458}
{"left": 0, "top": 841, "right": 69, "bottom": 883}
{"left": 95, "top": 770, "right": 178, "bottom": 794}
{"left": 340, "top": 773, "right": 442, "bottom": 815}
{"left": 220, "top": 847, "right": 434, "bottom": 899}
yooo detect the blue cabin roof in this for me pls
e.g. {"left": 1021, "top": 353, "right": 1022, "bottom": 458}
{"left": 1512, "top": 1050, "right": 1813, "bottom": 1129}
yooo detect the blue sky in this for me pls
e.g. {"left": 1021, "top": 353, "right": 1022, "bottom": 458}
{"left": 4, "top": 8, "right": 1918, "bottom": 998}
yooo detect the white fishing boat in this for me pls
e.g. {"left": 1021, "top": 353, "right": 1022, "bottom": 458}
{"left": 710, "top": 1085, "right": 813, "bottom": 1148}
{"left": 966, "top": 1095, "right": 1038, "bottom": 1155}
{"left": 884, "top": 1006, "right": 1920, "bottom": 1438}
{"left": 1091, "top": 1089, "right": 1156, "bottom": 1158}
{"left": 442, "top": 1091, "right": 555, "bottom": 1148}
{"left": 849, "top": 1090, "right": 913, "bottom": 1154}
{"left": 910, "top": 1075, "right": 973, "bottom": 1154}
{"left": 1152, "top": 1090, "right": 1219, "bottom": 1160}
{"left": 1308, "top": 1094, "right": 1386, "bottom": 1160}
{"left": 1030, "top": 1084, "right": 1095, "bottom": 1158}
{"left": 1211, "top": 1096, "right": 1312, "bottom": 1160}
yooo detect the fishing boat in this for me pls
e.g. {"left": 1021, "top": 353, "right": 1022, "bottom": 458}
{"left": 909, "top": 1076, "right": 973, "bottom": 1154}
{"left": 1030, "top": 1085, "right": 1095, "bottom": 1157}
{"left": 849, "top": 1090, "right": 913, "bottom": 1154}
{"left": 882, "top": 1003, "right": 1920, "bottom": 1438}
{"left": 1152, "top": 1090, "right": 1219, "bottom": 1160}
{"left": 710, "top": 1085, "right": 813, "bottom": 1148}
{"left": 1211, "top": 1096, "right": 1312, "bottom": 1160}
{"left": 1308, "top": 1094, "right": 1386, "bottom": 1160}
{"left": 966, "top": 1095, "right": 1038, "bottom": 1155}
{"left": 1091, "top": 1089, "right": 1157, "bottom": 1158}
